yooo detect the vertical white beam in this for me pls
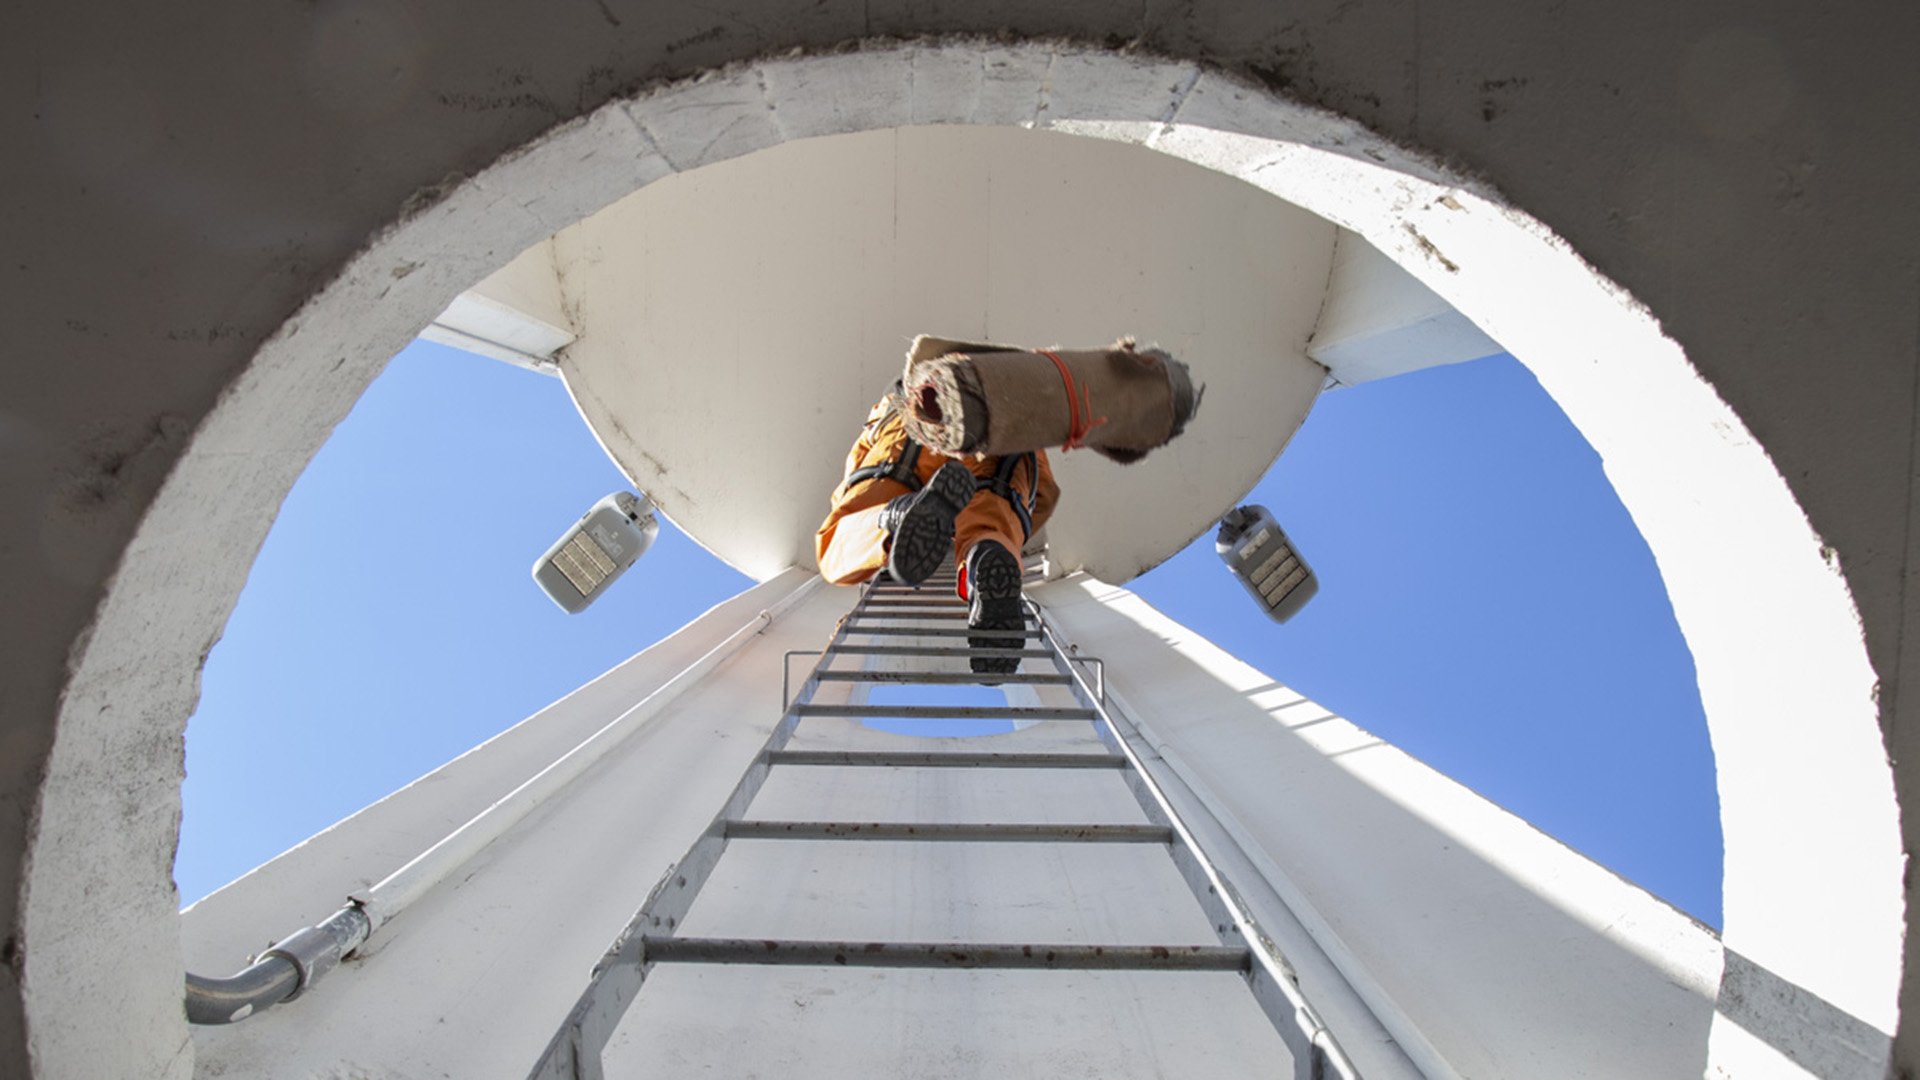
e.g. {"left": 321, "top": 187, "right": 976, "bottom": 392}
{"left": 1308, "top": 230, "right": 1504, "bottom": 386}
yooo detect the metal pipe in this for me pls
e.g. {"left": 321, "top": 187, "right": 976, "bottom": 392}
{"left": 781, "top": 649, "right": 823, "bottom": 708}
{"left": 185, "top": 959, "right": 298, "bottom": 1025}
{"left": 185, "top": 906, "right": 370, "bottom": 1024}
{"left": 185, "top": 575, "right": 821, "bottom": 1024}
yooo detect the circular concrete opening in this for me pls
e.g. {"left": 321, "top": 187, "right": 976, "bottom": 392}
{"left": 23, "top": 39, "right": 1900, "bottom": 1080}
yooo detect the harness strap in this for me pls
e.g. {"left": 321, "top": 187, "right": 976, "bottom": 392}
{"left": 842, "top": 391, "right": 1037, "bottom": 541}
{"left": 845, "top": 438, "right": 923, "bottom": 492}
{"left": 843, "top": 389, "right": 926, "bottom": 494}
{"left": 980, "top": 451, "right": 1037, "bottom": 540}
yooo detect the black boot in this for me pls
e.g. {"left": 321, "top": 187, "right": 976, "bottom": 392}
{"left": 881, "top": 462, "right": 976, "bottom": 585}
{"left": 965, "top": 539, "right": 1024, "bottom": 677}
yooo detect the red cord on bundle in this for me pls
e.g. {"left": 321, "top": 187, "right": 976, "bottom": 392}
{"left": 1038, "top": 349, "right": 1107, "bottom": 450}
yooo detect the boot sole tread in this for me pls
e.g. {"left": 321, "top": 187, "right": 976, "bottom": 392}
{"left": 887, "top": 464, "right": 975, "bottom": 585}
{"left": 968, "top": 543, "right": 1025, "bottom": 675}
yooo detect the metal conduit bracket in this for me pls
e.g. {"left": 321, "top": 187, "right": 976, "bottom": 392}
{"left": 185, "top": 905, "right": 372, "bottom": 1024}
{"left": 267, "top": 906, "right": 372, "bottom": 1000}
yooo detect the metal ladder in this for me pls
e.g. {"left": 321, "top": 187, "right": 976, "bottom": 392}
{"left": 528, "top": 569, "right": 1361, "bottom": 1079}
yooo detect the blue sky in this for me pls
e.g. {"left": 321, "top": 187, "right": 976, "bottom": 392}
{"left": 178, "top": 339, "right": 1721, "bottom": 928}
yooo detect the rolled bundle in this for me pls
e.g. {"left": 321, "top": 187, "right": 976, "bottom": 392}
{"left": 898, "top": 335, "right": 1202, "bottom": 464}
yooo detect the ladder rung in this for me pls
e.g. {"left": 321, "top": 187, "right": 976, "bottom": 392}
{"left": 767, "top": 750, "right": 1128, "bottom": 769}
{"left": 853, "top": 610, "right": 988, "bottom": 619}
{"left": 725, "top": 821, "right": 1173, "bottom": 843}
{"left": 841, "top": 626, "right": 1042, "bottom": 638}
{"left": 642, "top": 937, "right": 1248, "bottom": 972}
{"left": 797, "top": 704, "right": 1095, "bottom": 720}
{"left": 830, "top": 645, "right": 1054, "bottom": 658}
{"left": 816, "top": 670, "right": 1071, "bottom": 685}
{"left": 525, "top": 573, "right": 1359, "bottom": 1080}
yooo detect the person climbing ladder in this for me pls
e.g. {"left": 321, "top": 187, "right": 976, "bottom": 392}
{"left": 814, "top": 334, "right": 1202, "bottom": 675}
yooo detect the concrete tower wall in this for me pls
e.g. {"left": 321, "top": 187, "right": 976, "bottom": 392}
{"left": 3, "top": 5, "right": 1915, "bottom": 1079}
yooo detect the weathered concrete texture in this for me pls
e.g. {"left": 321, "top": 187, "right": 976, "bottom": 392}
{"left": 3, "top": 2, "right": 1916, "bottom": 1078}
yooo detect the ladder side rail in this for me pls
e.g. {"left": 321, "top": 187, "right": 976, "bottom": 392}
{"left": 1030, "top": 601, "right": 1364, "bottom": 1080}
{"left": 525, "top": 579, "right": 866, "bottom": 1080}
{"left": 611, "top": 596, "right": 868, "bottom": 938}
{"left": 634, "top": 584, "right": 886, "bottom": 928}
{"left": 526, "top": 1026, "right": 587, "bottom": 1080}
{"left": 1039, "top": 635, "right": 1436, "bottom": 1080}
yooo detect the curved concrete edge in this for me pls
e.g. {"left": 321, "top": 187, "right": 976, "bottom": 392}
{"left": 17, "top": 38, "right": 1900, "bottom": 1079}
{"left": 20, "top": 98, "right": 644, "bottom": 1080}
{"left": 1071, "top": 72, "right": 1901, "bottom": 1061}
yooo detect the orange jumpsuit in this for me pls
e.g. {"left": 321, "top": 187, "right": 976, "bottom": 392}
{"left": 816, "top": 396, "right": 1059, "bottom": 592}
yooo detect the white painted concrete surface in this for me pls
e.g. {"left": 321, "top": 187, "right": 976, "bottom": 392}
{"left": 1033, "top": 574, "right": 1723, "bottom": 1079}
{"left": 603, "top": 716, "right": 1294, "bottom": 1078}
{"left": 552, "top": 124, "right": 1331, "bottom": 584}
{"left": 181, "top": 579, "right": 1316, "bottom": 1079}
{"left": 183, "top": 570, "right": 844, "bottom": 1077}
{"left": 180, "top": 567, "right": 1723, "bottom": 1079}
{"left": 352, "top": 572, "right": 819, "bottom": 932}
{"left": 1308, "top": 230, "right": 1504, "bottom": 386}
{"left": 7, "top": 26, "right": 1910, "bottom": 1080}
{"left": 421, "top": 241, "right": 574, "bottom": 374}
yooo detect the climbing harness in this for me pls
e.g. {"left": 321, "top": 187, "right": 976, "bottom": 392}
{"left": 842, "top": 389, "right": 1040, "bottom": 543}
{"left": 844, "top": 437, "right": 923, "bottom": 493}
{"left": 842, "top": 390, "right": 925, "bottom": 493}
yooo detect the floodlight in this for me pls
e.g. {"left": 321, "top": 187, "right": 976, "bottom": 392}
{"left": 1216, "top": 504, "right": 1317, "bottom": 623}
{"left": 533, "top": 492, "right": 658, "bottom": 613}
